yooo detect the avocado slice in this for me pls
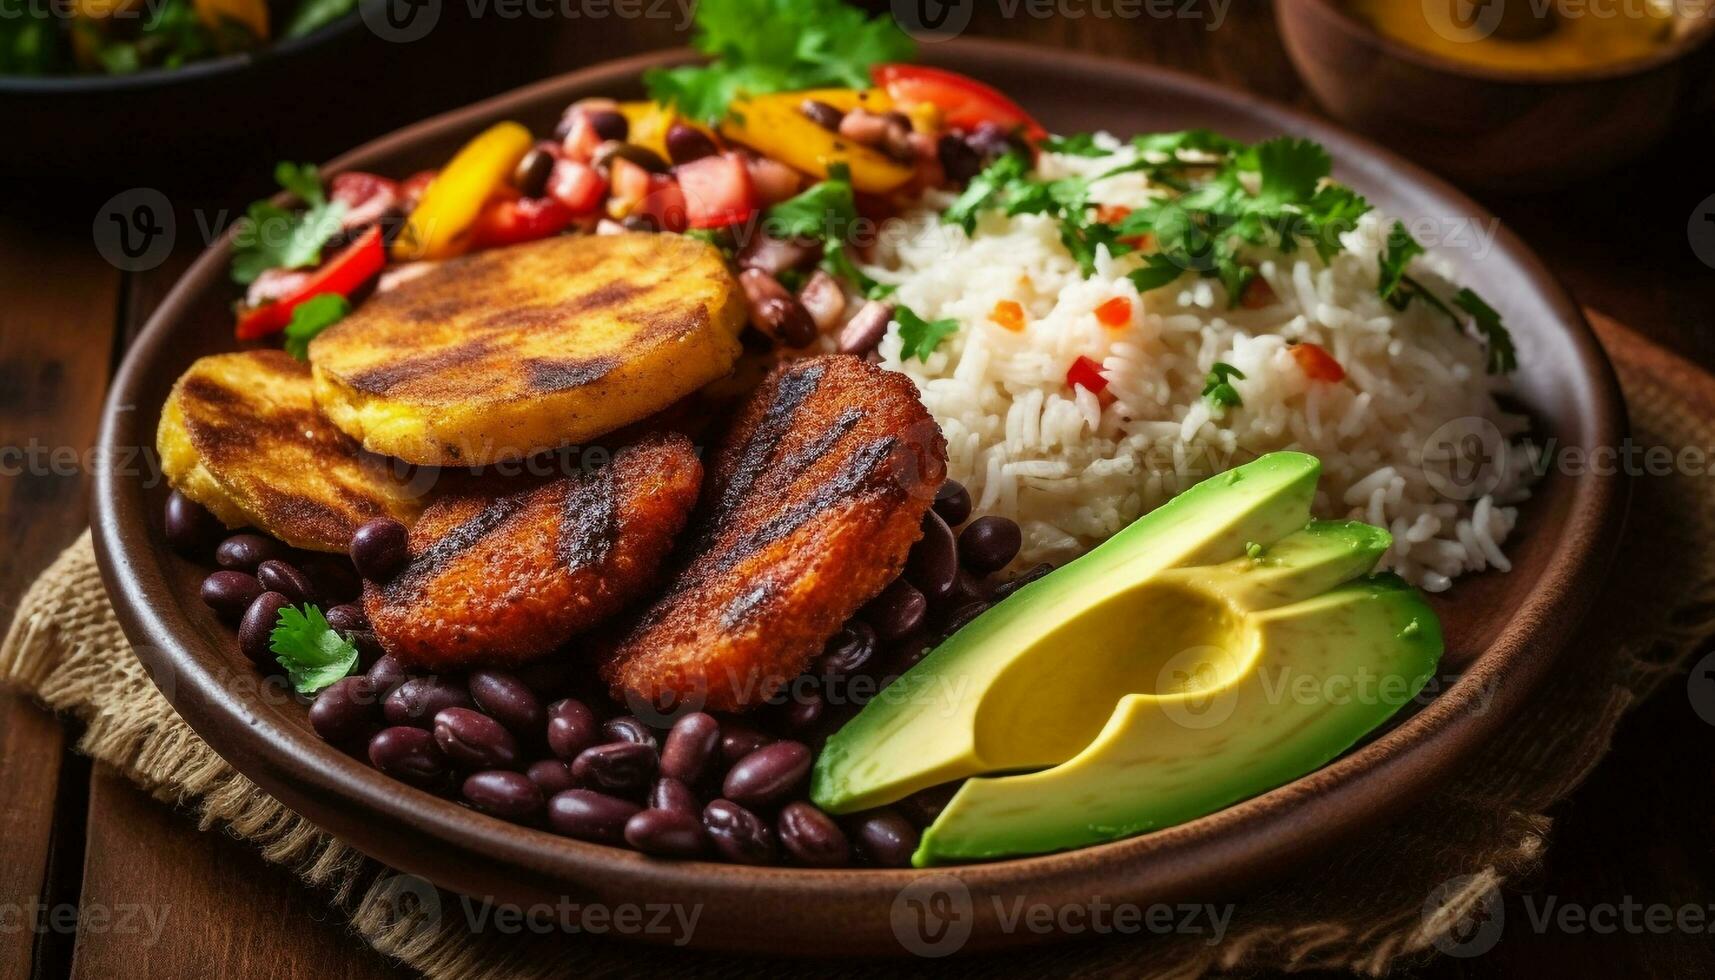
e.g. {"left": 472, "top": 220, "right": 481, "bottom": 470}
{"left": 808, "top": 452, "right": 1443, "bottom": 865}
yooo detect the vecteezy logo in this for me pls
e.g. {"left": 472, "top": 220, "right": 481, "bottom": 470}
{"left": 371, "top": 872, "right": 444, "bottom": 939}
{"left": 1688, "top": 193, "right": 1715, "bottom": 270}
{"left": 891, "top": 0, "right": 972, "bottom": 42}
{"left": 1155, "top": 644, "right": 1240, "bottom": 730}
{"left": 1422, "top": 416, "right": 1506, "bottom": 503}
{"left": 1688, "top": 650, "right": 1715, "bottom": 727}
{"left": 1421, "top": 0, "right": 1506, "bottom": 42}
{"left": 361, "top": 0, "right": 440, "bottom": 43}
{"left": 890, "top": 874, "right": 973, "bottom": 957}
{"left": 1424, "top": 874, "right": 1504, "bottom": 958}
{"left": 93, "top": 189, "right": 175, "bottom": 272}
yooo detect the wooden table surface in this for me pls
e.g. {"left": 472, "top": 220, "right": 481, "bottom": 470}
{"left": 3, "top": 6, "right": 1713, "bottom": 978}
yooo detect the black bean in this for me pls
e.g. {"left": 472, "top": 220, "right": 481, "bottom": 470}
{"left": 773, "top": 690, "right": 824, "bottom": 734}
{"left": 853, "top": 808, "right": 919, "bottom": 867}
{"left": 547, "top": 789, "right": 641, "bottom": 844}
{"left": 512, "top": 146, "right": 556, "bottom": 198}
{"left": 959, "top": 516, "right": 1022, "bottom": 574}
{"left": 571, "top": 741, "right": 658, "bottom": 794}
{"left": 837, "top": 300, "right": 892, "bottom": 356}
{"left": 584, "top": 108, "right": 629, "bottom": 142}
{"left": 592, "top": 141, "right": 668, "bottom": 175}
{"left": 718, "top": 719, "right": 774, "bottom": 766}
{"left": 201, "top": 571, "right": 263, "bottom": 622}
{"left": 526, "top": 758, "right": 578, "bottom": 797}
{"left": 304, "top": 557, "right": 362, "bottom": 604}
{"left": 897, "top": 783, "right": 960, "bottom": 828}
{"left": 799, "top": 98, "right": 844, "bottom": 131}
{"left": 736, "top": 233, "right": 821, "bottom": 277}
{"left": 966, "top": 121, "right": 1026, "bottom": 162}
{"left": 933, "top": 480, "right": 972, "bottom": 526}
{"left": 723, "top": 741, "right": 811, "bottom": 808}
{"left": 657, "top": 712, "right": 720, "bottom": 784}
{"left": 384, "top": 675, "right": 473, "bottom": 728}
{"left": 256, "top": 559, "right": 317, "bottom": 605}
{"left": 702, "top": 799, "right": 777, "bottom": 865}
{"left": 665, "top": 122, "right": 718, "bottom": 165}
{"left": 625, "top": 807, "right": 707, "bottom": 857}
{"left": 602, "top": 716, "right": 659, "bottom": 751}
{"left": 365, "top": 653, "right": 410, "bottom": 698}
{"left": 309, "top": 675, "right": 377, "bottom": 743}
{"left": 349, "top": 517, "right": 409, "bottom": 582}
{"left": 992, "top": 561, "right": 1054, "bottom": 601}
{"left": 469, "top": 670, "right": 544, "bottom": 739}
{"left": 778, "top": 801, "right": 850, "bottom": 867}
{"left": 434, "top": 707, "right": 520, "bottom": 771}
{"left": 238, "top": 591, "right": 292, "bottom": 667}
{"left": 323, "top": 602, "right": 369, "bottom": 636}
{"left": 937, "top": 133, "right": 983, "bottom": 185}
{"left": 547, "top": 698, "right": 602, "bottom": 761}
{"left": 164, "top": 490, "right": 221, "bottom": 555}
{"left": 462, "top": 770, "right": 544, "bottom": 820}
{"left": 215, "top": 533, "right": 284, "bottom": 572}
{"left": 817, "top": 621, "right": 879, "bottom": 679}
{"left": 368, "top": 726, "right": 448, "bottom": 789}
{"left": 738, "top": 268, "right": 816, "bottom": 347}
{"left": 906, "top": 510, "right": 960, "bottom": 605}
{"left": 650, "top": 777, "right": 700, "bottom": 817}
{"left": 863, "top": 579, "right": 927, "bottom": 643}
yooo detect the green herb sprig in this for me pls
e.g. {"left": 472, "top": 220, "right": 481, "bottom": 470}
{"left": 230, "top": 163, "right": 347, "bottom": 286}
{"left": 270, "top": 604, "right": 358, "bottom": 695}
{"left": 896, "top": 306, "right": 959, "bottom": 362}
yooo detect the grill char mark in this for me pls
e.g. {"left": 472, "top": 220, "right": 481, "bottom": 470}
{"left": 558, "top": 463, "right": 617, "bottom": 571}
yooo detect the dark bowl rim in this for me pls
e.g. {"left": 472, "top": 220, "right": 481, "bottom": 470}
{"left": 1291, "top": 0, "right": 1715, "bottom": 85}
{"left": 91, "top": 38, "right": 1629, "bottom": 946}
{"left": 0, "top": 10, "right": 363, "bottom": 93}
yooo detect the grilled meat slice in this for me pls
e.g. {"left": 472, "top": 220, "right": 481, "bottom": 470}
{"left": 157, "top": 350, "right": 425, "bottom": 552}
{"left": 366, "top": 432, "right": 702, "bottom": 670}
{"left": 309, "top": 232, "right": 746, "bottom": 466}
{"left": 602, "top": 355, "right": 947, "bottom": 712}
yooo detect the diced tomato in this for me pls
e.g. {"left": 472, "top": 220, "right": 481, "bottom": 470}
{"left": 675, "top": 153, "right": 758, "bottom": 229}
{"left": 546, "top": 159, "right": 607, "bottom": 215}
{"left": 872, "top": 64, "right": 1047, "bottom": 143}
{"left": 329, "top": 172, "right": 400, "bottom": 232}
{"left": 1291, "top": 342, "right": 1346, "bottom": 382}
{"left": 1066, "top": 355, "right": 1108, "bottom": 395}
{"left": 635, "top": 175, "right": 689, "bottom": 233}
{"left": 990, "top": 299, "right": 1025, "bottom": 332}
{"left": 1239, "top": 276, "right": 1277, "bottom": 310}
{"left": 469, "top": 196, "right": 576, "bottom": 249}
{"left": 560, "top": 112, "right": 604, "bottom": 162}
{"left": 1095, "top": 204, "right": 1131, "bottom": 224}
{"left": 399, "top": 170, "right": 437, "bottom": 211}
{"left": 1094, "top": 296, "right": 1132, "bottom": 329}
{"left": 235, "top": 225, "right": 385, "bottom": 340}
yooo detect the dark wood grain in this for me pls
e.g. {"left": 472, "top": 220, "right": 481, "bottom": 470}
{"left": 0, "top": 4, "right": 1711, "bottom": 977}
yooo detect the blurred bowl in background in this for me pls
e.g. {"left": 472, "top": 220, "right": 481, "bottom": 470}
{"left": 1276, "top": 0, "right": 1715, "bottom": 192}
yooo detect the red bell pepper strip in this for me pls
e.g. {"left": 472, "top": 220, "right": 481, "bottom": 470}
{"left": 871, "top": 64, "right": 1048, "bottom": 142}
{"left": 235, "top": 225, "right": 385, "bottom": 340}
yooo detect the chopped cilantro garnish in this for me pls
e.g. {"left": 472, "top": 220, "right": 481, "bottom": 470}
{"left": 1376, "top": 220, "right": 1516, "bottom": 374}
{"left": 643, "top": 0, "right": 914, "bottom": 123}
{"left": 1378, "top": 220, "right": 1425, "bottom": 310}
{"left": 1455, "top": 288, "right": 1518, "bottom": 375}
{"left": 1202, "top": 362, "right": 1245, "bottom": 410}
{"left": 895, "top": 306, "right": 959, "bottom": 362}
{"left": 282, "top": 294, "right": 350, "bottom": 361}
{"left": 1042, "top": 133, "right": 1106, "bottom": 157}
{"left": 762, "top": 163, "right": 891, "bottom": 298}
{"left": 230, "top": 162, "right": 347, "bottom": 285}
{"left": 270, "top": 604, "right": 358, "bottom": 695}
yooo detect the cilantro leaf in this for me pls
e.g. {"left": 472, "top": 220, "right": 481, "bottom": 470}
{"left": 282, "top": 294, "right": 351, "bottom": 361}
{"left": 643, "top": 0, "right": 915, "bottom": 123}
{"left": 1251, "top": 138, "right": 1331, "bottom": 211}
{"left": 230, "top": 162, "right": 347, "bottom": 285}
{"left": 895, "top": 306, "right": 958, "bottom": 362}
{"left": 1454, "top": 288, "right": 1517, "bottom": 374}
{"left": 1202, "top": 362, "right": 1246, "bottom": 410}
{"left": 1131, "top": 130, "right": 1244, "bottom": 159}
{"left": 1378, "top": 220, "right": 1425, "bottom": 310}
{"left": 1042, "top": 133, "right": 1106, "bottom": 157}
{"left": 270, "top": 604, "right": 358, "bottom": 695}
{"left": 762, "top": 164, "right": 858, "bottom": 241}
{"left": 1128, "top": 253, "right": 1186, "bottom": 292}
{"left": 945, "top": 152, "right": 1030, "bottom": 234}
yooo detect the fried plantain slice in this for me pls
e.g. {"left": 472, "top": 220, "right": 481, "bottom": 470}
{"left": 366, "top": 432, "right": 703, "bottom": 670}
{"left": 157, "top": 350, "right": 426, "bottom": 552}
{"left": 309, "top": 233, "right": 747, "bottom": 466}
{"left": 601, "top": 355, "right": 947, "bottom": 712}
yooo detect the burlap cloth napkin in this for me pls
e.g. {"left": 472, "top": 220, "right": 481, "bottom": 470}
{"left": 5, "top": 313, "right": 1713, "bottom": 977}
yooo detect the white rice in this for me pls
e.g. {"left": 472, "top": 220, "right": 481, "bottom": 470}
{"left": 846, "top": 135, "right": 1537, "bottom": 591}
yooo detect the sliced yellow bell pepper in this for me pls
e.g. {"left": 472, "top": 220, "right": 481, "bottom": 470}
{"left": 194, "top": 0, "right": 270, "bottom": 39}
{"left": 790, "top": 88, "right": 895, "bottom": 114}
{"left": 392, "top": 121, "right": 533, "bottom": 262}
{"left": 720, "top": 92, "right": 914, "bottom": 195}
{"left": 615, "top": 102, "right": 720, "bottom": 162}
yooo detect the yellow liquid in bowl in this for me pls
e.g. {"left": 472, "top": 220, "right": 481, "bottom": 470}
{"left": 1345, "top": 0, "right": 1681, "bottom": 73}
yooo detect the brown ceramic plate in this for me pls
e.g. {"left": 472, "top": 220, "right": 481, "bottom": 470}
{"left": 93, "top": 41, "right": 1627, "bottom": 956}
